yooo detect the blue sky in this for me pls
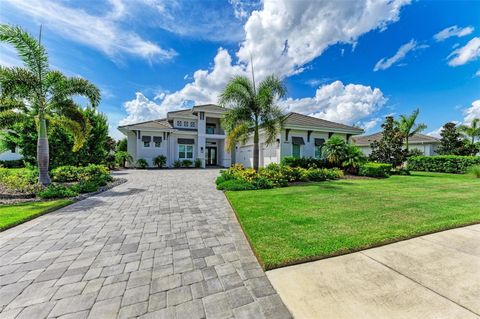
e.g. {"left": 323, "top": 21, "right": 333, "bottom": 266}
{"left": 1, "top": 0, "right": 479, "bottom": 140}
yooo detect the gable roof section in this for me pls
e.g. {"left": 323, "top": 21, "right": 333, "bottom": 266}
{"left": 284, "top": 112, "right": 363, "bottom": 134}
{"left": 192, "top": 104, "right": 226, "bottom": 114}
{"left": 352, "top": 132, "right": 440, "bottom": 146}
{"left": 118, "top": 119, "right": 173, "bottom": 130}
{"left": 167, "top": 109, "right": 195, "bottom": 118}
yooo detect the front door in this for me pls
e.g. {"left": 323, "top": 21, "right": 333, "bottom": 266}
{"left": 206, "top": 147, "right": 217, "bottom": 166}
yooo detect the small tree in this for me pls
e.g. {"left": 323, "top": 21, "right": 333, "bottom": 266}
{"left": 370, "top": 116, "right": 406, "bottom": 167}
{"left": 153, "top": 155, "right": 167, "bottom": 168}
{"left": 115, "top": 151, "right": 132, "bottom": 168}
{"left": 342, "top": 144, "right": 367, "bottom": 174}
{"left": 116, "top": 138, "right": 127, "bottom": 152}
{"left": 322, "top": 136, "right": 349, "bottom": 167}
{"left": 458, "top": 118, "right": 480, "bottom": 144}
{"left": 437, "top": 122, "right": 471, "bottom": 155}
{"left": 396, "top": 108, "right": 427, "bottom": 151}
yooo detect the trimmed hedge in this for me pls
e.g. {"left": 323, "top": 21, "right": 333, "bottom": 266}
{"left": 359, "top": 162, "right": 392, "bottom": 178}
{"left": 0, "top": 160, "right": 24, "bottom": 168}
{"left": 407, "top": 156, "right": 480, "bottom": 174}
{"left": 280, "top": 156, "right": 325, "bottom": 169}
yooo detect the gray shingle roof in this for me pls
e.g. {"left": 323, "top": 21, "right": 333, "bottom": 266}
{"left": 192, "top": 104, "right": 226, "bottom": 113}
{"left": 118, "top": 119, "right": 172, "bottom": 130}
{"left": 284, "top": 112, "right": 363, "bottom": 133}
{"left": 352, "top": 132, "right": 440, "bottom": 146}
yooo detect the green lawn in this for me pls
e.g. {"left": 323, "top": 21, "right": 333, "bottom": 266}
{"left": 0, "top": 200, "right": 73, "bottom": 231}
{"left": 226, "top": 172, "right": 480, "bottom": 269}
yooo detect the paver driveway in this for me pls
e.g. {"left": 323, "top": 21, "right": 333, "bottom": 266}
{"left": 0, "top": 169, "right": 291, "bottom": 319}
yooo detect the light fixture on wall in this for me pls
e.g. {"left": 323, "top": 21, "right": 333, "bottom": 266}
{"left": 200, "top": 147, "right": 204, "bottom": 153}
{"left": 276, "top": 138, "right": 280, "bottom": 147}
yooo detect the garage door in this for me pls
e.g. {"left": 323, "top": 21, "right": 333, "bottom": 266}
{"left": 261, "top": 143, "right": 278, "bottom": 167}
{"left": 236, "top": 146, "right": 253, "bottom": 168}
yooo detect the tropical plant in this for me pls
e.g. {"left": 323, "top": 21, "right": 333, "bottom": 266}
{"left": 0, "top": 24, "right": 100, "bottom": 185}
{"left": 182, "top": 159, "right": 192, "bottom": 167}
{"left": 194, "top": 158, "right": 202, "bottom": 168}
{"left": 136, "top": 158, "right": 148, "bottom": 169}
{"left": 173, "top": 160, "right": 181, "bottom": 168}
{"left": 458, "top": 118, "right": 480, "bottom": 144}
{"left": 321, "top": 136, "right": 348, "bottom": 167}
{"left": 342, "top": 144, "right": 367, "bottom": 174}
{"left": 153, "top": 155, "right": 167, "bottom": 168}
{"left": 369, "top": 116, "right": 407, "bottom": 167}
{"left": 220, "top": 74, "right": 286, "bottom": 171}
{"left": 115, "top": 151, "right": 132, "bottom": 168}
{"left": 116, "top": 138, "right": 127, "bottom": 152}
{"left": 396, "top": 108, "right": 427, "bottom": 151}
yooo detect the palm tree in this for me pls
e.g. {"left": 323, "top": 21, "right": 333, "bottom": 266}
{"left": 458, "top": 118, "right": 480, "bottom": 144}
{"left": 322, "top": 136, "right": 348, "bottom": 167}
{"left": 396, "top": 108, "right": 427, "bottom": 151}
{"left": 220, "top": 74, "right": 286, "bottom": 171}
{"left": 0, "top": 25, "right": 100, "bottom": 185}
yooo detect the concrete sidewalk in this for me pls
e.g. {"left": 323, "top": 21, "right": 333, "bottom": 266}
{"left": 267, "top": 224, "right": 480, "bottom": 319}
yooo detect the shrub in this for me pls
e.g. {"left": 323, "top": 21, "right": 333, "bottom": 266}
{"left": 0, "top": 168, "right": 38, "bottom": 193}
{"left": 391, "top": 168, "right": 411, "bottom": 175}
{"left": 305, "top": 168, "right": 327, "bottom": 181}
{"left": 71, "top": 180, "right": 100, "bottom": 193}
{"left": 51, "top": 166, "right": 79, "bottom": 182}
{"left": 115, "top": 151, "right": 133, "bottom": 168}
{"left": 322, "top": 136, "right": 349, "bottom": 167}
{"left": 359, "top": 162, "right": 392, "bottom": 178}
{"left": 280, "top": 156, "right": 324, "bottom": 169}
{"left": 153, "top": 155, "right": 167, "bottom": 168}
{"left": 252, "top": 176, "right": 274, "bottom": 189}
{"left": 182, "top": 160, "right": 192, "bottom": 167}
{"left": 105, "top": 154, "right": 116, "bottom": 169}
{"left": 0, "top": 159, "right": 24, "bottom": 168}
{"left": 173, "top": 160, "right": 182, "bottom": 168}
{"left": 407, "top": 156, "right": 480, "bottom": 174}
{"left": 342, "top": 144, "right": 367, "bottom": 174}
{"left": 194, "top": 158, "right": 202, "bottom": 168}
{"left": 38, "top": 184, "right": 78, "bottom": 199}
{"left": 216, "top": 179, "right": 255, "bottom": 191}
{"left": 136, "top": 159, "right": 148, "bottom": 169}
{"left": 468, "top": 165, "right": 480, "bottom": 178}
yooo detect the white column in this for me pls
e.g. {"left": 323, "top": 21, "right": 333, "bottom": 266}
{"left": 197, "top": 112, "right": 206, "bottom": 167}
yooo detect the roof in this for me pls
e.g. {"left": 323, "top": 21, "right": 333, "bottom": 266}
{"left": 167, "top": 109, "right": 196, "bottom": 118}
{"left": 192, "top": 104, "right": 226, "bottom": 114}
{"left": 118, "top": 119, "right": 172, "bottom": 130}
{"left": 284, "top": 112, "right": 364, "bottom": 134}
{"left": 352, "top": 132, "right": 440, "bottom": 146}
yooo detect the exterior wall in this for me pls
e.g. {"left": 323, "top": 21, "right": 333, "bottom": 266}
{"left": 358, "top": 143, "right": 439, "bottom": 157}
{"left": 0, "top": 147, "right": 22, "bottom": 161}
{"left": 280, "top": 130, "right": 346, "bottom": 159}
{"left": 135, "top": 130, "right": 168, "bottom": 167}
{"left": 126, "top": 131, "right": 138, "bottom": 166}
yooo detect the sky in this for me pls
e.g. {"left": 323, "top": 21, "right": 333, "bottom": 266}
{"left": 1, "top": 0, "right": 479, "bottom": 140}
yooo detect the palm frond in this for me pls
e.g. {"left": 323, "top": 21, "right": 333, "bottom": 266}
{"left": 49, "top": 115, "right": 91, "bottom": 151}
{"left": 0, "top": 24, "right": 48, "bottom": 77}
{"left": 225, "top": 122, "right": 250, "bottom": 151}
{"left": 0, "top": 66, "right": 38, "bottom": 98}
{"left": 0, "top": 110, "right": 27, "bottom": 128}
{"left": 49, "top": 73, "right": 101, "bottom": 108}
{"left": 257, "top": 75, "right": 286, "bottom": 110}
{"left": 0, "top": 97, "right": 28, "bottom": 112}
{"left": 219, "top": 75, "right": 254, "bottom": 110}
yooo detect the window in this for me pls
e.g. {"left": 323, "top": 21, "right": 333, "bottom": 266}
{"left": 183, "top": 121, "right": 189, "bottom": 127}
{"left": 142, "top": 136, "right": 151, "bottom": 148}
{"left": 153, "top": 136, "right": 162, "bottom": 148}
{"left": 292, "top": 144, "right": 301, "bottom": 158}
{"left": 178, "top": 144, "right": 193, "bottom": 159}
{"left": 176, "top": 120, "right": 182, "bottom": 126}
{"left": 206, "top": 123, "right": 216, "bottom": 134}
{"left": 190, "top": 121, "right": 196, "bottom": 128}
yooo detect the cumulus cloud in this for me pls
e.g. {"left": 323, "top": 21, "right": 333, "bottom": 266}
{"left": 448, "top": 37, "right": 480, "bottom": 66}
{"left": 357, "top": 117, "right": 382, "bottom": 133}
{"left": 282, "top": 81, "right": 387, "bottom": 125}
{"left": 374, "top": 39, "right": 427, "bottom": 71}
{"left": 119, "top": 93, "right": 168, "bottom": 126}
{"left": 3, "top": 0, "right": 176, "bottom": 62}
{"left": 434, "top": 25, "right": 475, "bottom": 42}
{"left": 237, "top": 0, "right": 411, "bottom": 79}
{"left": 464, "top": 99, "right": 480, "bottom": 124}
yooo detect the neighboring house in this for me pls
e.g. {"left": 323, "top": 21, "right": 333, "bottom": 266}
{"left": 0, "top": 146, "right": 22, "bottom": 161}
{"left": 118, "top": 104, "right": 364, "bottom": 168}
{"left": 352, "top": 132, "right": 440, "bottom": 156}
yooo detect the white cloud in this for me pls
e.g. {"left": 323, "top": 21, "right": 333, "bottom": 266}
{"left": 3, "top": 0, "right": 176, "bottom": 62}
{"left": 427, "top": 127, "right": 443, "bottom": 138}
{"left": 119, "top": 92, "right": 168, "bottom": 126}
{"left": 434, "top": 25, "right": 474, "bottom": 42}
{"left": 476, "top": 70, "right": 480, "bottom": 77}
{"left": 448, "top": 37, "right": 480, "bottom": 66}
{"left": 464, "top": 99, "right": 480, "bottom": 124}
{"left": 282, "top": 81, "right": 387, "bottom": 125}
{"left": 374, "top": 39, "right": 427, "bottom": 71}
{"left": 237, "top": 0, "right": 411, "bottom": 79}
{"left": 357, "top": 117, "right": 382, "bottom": 133}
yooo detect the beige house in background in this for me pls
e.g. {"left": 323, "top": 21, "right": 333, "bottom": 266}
{"left": 352, "top": 132, "right": 440, "bottom": 156}
{"left": 118, "top": 104, "right": 364, "bottom": 168}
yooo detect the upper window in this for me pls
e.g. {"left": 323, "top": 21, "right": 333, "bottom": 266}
{"left": 183, "top": 121, "right": 189, "bottom": 127}
{"left": 206, "top": 123, "right": 216, "bottom": 134}
{"left": 176, "top": 120, "right": 182, "bottom": 126}
{"left": 190, "top": 121, "right": 196, "bottom": 128}
{"left": 178, "top": 144, "right": 193, "bottom": 159}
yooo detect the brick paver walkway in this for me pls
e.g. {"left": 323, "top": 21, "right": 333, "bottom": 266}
{"left": 0, "top": 169, "right": 291, "bottom": 319}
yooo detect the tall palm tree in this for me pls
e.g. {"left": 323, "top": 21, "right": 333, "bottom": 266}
{"left": 396, "top": 108, "right": 427, "bottom": 151}
{"left": 0, "top": 25, "right": 100, "bottom": 185}
{"left": 220, "top": 74, "right": 286, "bottom": 171}
{"left": 458, "top": 118, "right": 480, "bottom": 144}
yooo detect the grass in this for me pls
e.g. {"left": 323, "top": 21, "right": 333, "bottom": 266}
{"left": 226, "top": 172, "right": 480, "bottom": 270}
{"left": 0, "top": 200, "right": 73, "bottom": 231}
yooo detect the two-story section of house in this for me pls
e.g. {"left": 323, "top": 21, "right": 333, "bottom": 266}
{"left": 118, "top": 104, "right": 231, "bottom": 168}
{"left": 118, "top": 104, "right": 364, "bottom": 168}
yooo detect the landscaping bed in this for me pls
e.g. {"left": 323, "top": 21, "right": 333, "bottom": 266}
{"left": 226, "top": 172, "right": 480, "bottom": 270}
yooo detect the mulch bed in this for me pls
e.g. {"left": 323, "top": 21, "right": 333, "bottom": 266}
{"left": 0, "top": 178, "right": 127, "bottom": 205}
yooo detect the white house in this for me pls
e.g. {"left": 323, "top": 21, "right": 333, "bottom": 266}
{"left": 118, "top": 104, "right": 364, "bottom": 168}
{"left": 351, "top": 132, "right": 440, "bottom": 156}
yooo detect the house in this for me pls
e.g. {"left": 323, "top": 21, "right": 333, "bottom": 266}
{"left": 352, "top": 132, "right": 440, "bottom": 156}
{"left": 0, "top": 146, "right": 22, "bottom": 162}
{"left": 118, "top": 104, "right": 364, "bottom": 168}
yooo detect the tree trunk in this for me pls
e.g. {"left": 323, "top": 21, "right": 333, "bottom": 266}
{"left": 405, "top": 136, "right": 409, "bottom": 152}
{"left": 253, "top": 117, "right": 259, "bottom": 171}
{"left": 37, "top": 116, "right": 51, "bottom": 186}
